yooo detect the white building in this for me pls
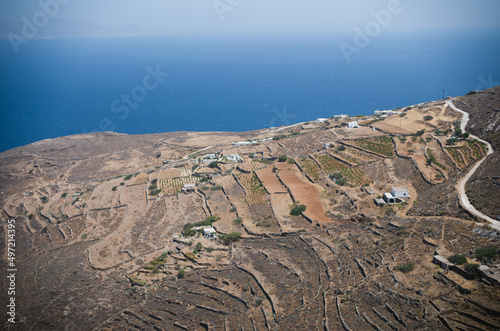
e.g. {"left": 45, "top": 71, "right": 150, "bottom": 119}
{"left": 204, "top": 227, "right": 217, "bottom": 239}
{"left": 316, "top": 118, "right": 328, "bottom": 124}
{"left": 333, "top": 114, "right": 347, "bottom": 119}
{"left": 347, "top": 121, "right": 359, "bottom": 128}
{"left": 391, "top": 187, "right": 410, "bottom": 199}
{"left": 233, "top": 141, "right": 252, "bottom": 146}
{"left": 226, "top": 154, "right": 243, "bottom": 163}
{"left": 182, "top": 183, "right": 196, "bottom": 192}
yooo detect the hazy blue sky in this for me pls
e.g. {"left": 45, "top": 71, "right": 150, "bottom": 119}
{"left": 1, "top": 0, "right": 500, "bottom": 35}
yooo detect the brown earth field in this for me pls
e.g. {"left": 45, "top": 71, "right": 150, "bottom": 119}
{"left": 1, "top": 89, "right": 500, "bottom": 330}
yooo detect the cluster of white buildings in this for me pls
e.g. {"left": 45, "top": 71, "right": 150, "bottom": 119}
{"left": 374, "top": 109, "right": 402, "bottom": 117}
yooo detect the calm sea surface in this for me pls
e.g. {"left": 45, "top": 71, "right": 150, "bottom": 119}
{"left": 1, "top": 31, "right": 499, "bottom": 152}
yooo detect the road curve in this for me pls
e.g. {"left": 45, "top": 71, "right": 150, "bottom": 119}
{"left": 445, "top": 100, "right": 499, "bottom": 230}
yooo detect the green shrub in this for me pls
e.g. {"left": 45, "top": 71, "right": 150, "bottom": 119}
{"left": 229, "top": 206, "right": 236, "bottom": 212}
{"left": 40, "top": 196, "right": 48, "bottom": 203}
{"left": 423, "top": 115, "right": 433, "bottom": 121}
{"left": 448, "top": 254, "right": 466, "bottom": 265}
{"left": 193, "top": 242, "right": 203, "bottom": 254}
{"left": 278, "top": 155, "right": 288, "bottom": 162}
{"left": 475, "top": 245, "right": 498, "bottom": 260}
{"left": 208, "top": 161, "right": 219, "bottom": 168}
{"left": 112, "top": 186, "right": 118, "bottom": 191}
{"left": 286, "top": 158, "right": 295, "bottom": 165}
{"left": 220, "top": 232, "right": 241, "bottom": 245}
{"left": 394, "top": 262, "right": 415, "bottom": 273}
{"left": 61, "top": 193, "right": 68, "bottom": 198}
{"left": 464, "top": 263, "right": 480, "bottom": 278}
{"left": 177, "top": 269, "right": 185, "bottom": 278}
{"left": 337, "top": 145, "right": 346, "bottom": 152}
{"left": 232, "top": 217, "right": 243, "bottom": 225}
{"left": 124, "top": 174, "right": 133, "bottom": 181}
{"left": 290, "top": 204, "right": 306, "bottom": 216}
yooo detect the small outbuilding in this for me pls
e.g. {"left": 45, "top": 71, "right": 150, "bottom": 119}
{"left": 204, "top": 227, "right": 217, "bottom": 239}
{"left": 182, "top": 183, "right": 196, "bottom": 192}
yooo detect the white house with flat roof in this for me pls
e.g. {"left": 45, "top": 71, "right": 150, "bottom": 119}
{"left": 391, "top": 187, "right": 410, "bottom": 199}
{"left": 348, "top": 121, "right": 359, "bottom": 128}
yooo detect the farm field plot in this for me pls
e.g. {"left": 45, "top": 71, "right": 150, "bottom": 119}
{"left": 233, "top": 169, "right": 268, "bottom": 205}
{"left": 158, "top": 168, "right": 183, "bottom": 179}
{"left": 315, "top": 154, "right": 370, "bottom": 187}
{"left": 445, "top": 147, "right": 466, "bottom": 169}
{"left": 255, "top": 165, "right": 287, "bottom": 194}
{"left": 334, "top": 145, "right": 381, "bottom": 165}
{"left": 158, "top": 177, "right": 203, "bottom": 195}
{"left": 275, "top": 163, "right": 331, "bottom": 223}
{"left": 350, "top": 136, "right": 395, "bottom": 157}
{"left": 315, "top": 154, "right": 347, "bottom": 174}
{"left": 296, "top": 156, "right": 322, "bottom": 181}
{"left": 238, "top": 160, "right": 269, "bottom": 172}
{"left": 133, "top": 172, "right": 149, "bottom": 184}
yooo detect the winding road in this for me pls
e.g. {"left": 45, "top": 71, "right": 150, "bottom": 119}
{"left": 446, "top": 100, "right": 499, "bottom": 230}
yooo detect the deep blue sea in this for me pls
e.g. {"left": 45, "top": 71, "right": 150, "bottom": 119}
{"left": 1, "top": 30, "right": 500, "bottom": 152}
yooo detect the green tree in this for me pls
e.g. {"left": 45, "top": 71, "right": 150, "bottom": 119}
{"left": 448, "top": 254, "right": 466, "bottom": 265}
{"left": 290, "top": 204, "right": 306, "bottom": 216}
{"left": 476, "top": 245, "right": 498, "bottom": 260}
{"left": 278, "top": 155, "right": 288, "bottom": 162}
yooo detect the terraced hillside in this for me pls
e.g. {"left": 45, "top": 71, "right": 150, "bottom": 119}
{"left": 1, "top": 92, "right": 499, "bottom": 330}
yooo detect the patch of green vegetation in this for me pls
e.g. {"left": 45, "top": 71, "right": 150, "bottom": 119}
{"left": 129, "top": 275, "right": 147, "bottom": 286}
{"left": 464, "top": 263, "right": 480, "bottom": 278}
{"left": 61, "top": 193, "right": 68, "bottom": 198}
{"left": 41, "top": 226, "right": 48, "bottom": 234}
{"left": 290, "top": 203, "right": 306, "bottom": 216}
{"left": 220, "top": 232, "right": 241, "bottom": 245}
{"left": 210, "top": 185, "right": 222, "bottom": 191}
{"left": 112, "top": 186, "right": 118, "bottom": 191}
{"left": 177, "top": 269, "right": 185, "bottom": 278}
{"left": 286, "top": 158, "right": 295, "bottom": 164}
{"left": 352, "top": 136, "right": 395, "bottom": 157}
{"left": 426, "top": 148, "right": 446, "bottom": 170}
{"left": 278, "top": 155, "right": 288, "bottom": 162}
{"left": 232, "top": 217, "right": 243, "bottom": 225}
{"left": 448, "top": 254, "right": 467, "bottom": 265}
{"left": 415, "top": 129, "right": 425, "bottom": 136}
{"left": 124, "top": 174, "right": 133, "bottom": 181}
{"left": 208, "top": 161, "right": 219, "bottom": 168}
{"left": 193, "top": 242, "right": 203, "bottom": 254}
{"left": 475, "top": 245, "right": 498, "bottom": 260}
{"left": 40, "top": 196, "right": 48, "bottom": 203}
{"left": 229, "top": 206, "right": 236, "bottom": 212}
{"left": 394, "top": 262, "right": 415, "bottom": 273}
{"left": 423, "top": 115, "right": 433, "bottom": 121}
{"left": 183, "top": 216, "right": 221, "bottom": 237}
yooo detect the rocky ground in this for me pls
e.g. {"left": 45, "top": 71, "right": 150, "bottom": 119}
{"left": 1, "top": 90, "right": 500, "bottom": 330}
{"left": 453, "top": 86, "right": 500, "bottom": 220}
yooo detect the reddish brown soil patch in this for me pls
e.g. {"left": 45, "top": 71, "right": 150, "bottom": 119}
{"left": 275, "top": 163, "right": 331, "bottom": 223}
